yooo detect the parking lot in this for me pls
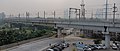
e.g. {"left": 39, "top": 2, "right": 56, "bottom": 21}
{"left": 63, "top": 44, "right": 120, "bottom": 51}
{"left": 94, "top": 48, "right": 120, "bottom": 51}
{"left": 45, "top": 34, "right": 120, "bottom": 51}
{"left": 63, "top": 35, "right": 120, "bottom": 51}
{"left": 62, "top": 43, "right": 120, "bottom": 51}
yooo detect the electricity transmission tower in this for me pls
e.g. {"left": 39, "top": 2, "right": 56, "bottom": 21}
{"left": 80, "top": 0, "right": 85, "bottom": 19}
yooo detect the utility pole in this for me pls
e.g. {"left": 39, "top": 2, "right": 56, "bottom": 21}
{"left": 37, "top": 12, "right": 40, "bottom": 18}
{"left": 26, "top": 12, "right": 29, "bottom": 22}
{"left": 69, "top": 8, "right": 71, "bottom": 26}
{"left": 75, "top": 9, "right": 77, "bottom": 20}
{"left": 113, "top": 3, "right": 117, "bottom": 26}
{"left": 9, "top": 14, "right": 12, "bottom": 24}
{"left": 69, "top": 8, "right": 71, "bottom": 22}
{"left": 26, "top": 12, "right": 27, "bottom": 22}
{"left": 105, "top": 0, "right": 108, "bottom": 20}
{"left": 18, "top": 13, "right": 21, "bottom": 30}
{"left": 79, "top": 9, "right": 80, "bottom": 20}
{"left": 44, "top": 11, "right": 45, "bottom": 19}
{"left": 53, "top": 11, "right": 56, "bottom": 22}
{"left": 91, "top": 11, "right": 93, "bottom": 19}
{"left": 53, "top": 11, "right": 56, "bottom": 19}
{"left": 101, "top": 9, "right": 104, "bottom": 19}
{"left": 18, "top": 13, "right": 20, "bottom": 22}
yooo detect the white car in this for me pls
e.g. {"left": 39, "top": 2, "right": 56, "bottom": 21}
{"left": 95, "top": 45, "right": 102, "bottom": 49}
{"left": 112, "top": 45, "right": 118, "bottom": 50}
{"left": 102, "top": 46, "right": 107, "bottom": 49}
{"left": 99, "top": 44, "right": 107, "bottom": 49}
{"left": 83, "top": 46, "right": 92, "bottom": 51}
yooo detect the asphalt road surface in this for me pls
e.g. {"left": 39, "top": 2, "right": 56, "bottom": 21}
{"left": 2, "top": 38, "right": 63, "bottom": 51}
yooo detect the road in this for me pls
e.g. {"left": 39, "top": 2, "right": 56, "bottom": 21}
{"left": 2, "top": 38, "right": 63, "bottom": 51}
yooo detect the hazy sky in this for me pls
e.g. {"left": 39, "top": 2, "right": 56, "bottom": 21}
{"left": 0, "top": 0, "right": 119, "bottom": 17}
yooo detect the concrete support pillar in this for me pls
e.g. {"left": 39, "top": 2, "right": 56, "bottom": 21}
{"left": 105, "top": 34, "right": 110, "bottom": 48}
{"left": 57, "top": 29, "right": 61, "bottom": 38}
{"left": 73, "top": 29, "right": 77, "bottom": 36}
{"left": 74, "top": 31, "right": 77, "bottom": 36}
{"left": 83, "top": 30, "right": 86, "bottom": 37}
{"left": 103, "top": 32, "right": 110, "bottom": 49}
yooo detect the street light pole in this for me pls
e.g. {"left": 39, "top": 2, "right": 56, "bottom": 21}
{"left": 54, "top": 11, "right": 56, "bottom": 19}
{"left": 113, "top": 3, "right": 117, "bottom": 26}
{"left": 105, "top": 0, "right": 108, "bottom": 20}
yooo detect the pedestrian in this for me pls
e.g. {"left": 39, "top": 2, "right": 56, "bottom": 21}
{"left": 49, "top": 43, "right": 51, "bottom": 46}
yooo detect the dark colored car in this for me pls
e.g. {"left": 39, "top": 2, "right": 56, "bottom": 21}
{"left": 89, "top": 45, "right": 97, "bottom": 50}
{"left": 56, "top": 46, "right": 63, "bottom": 51}
{"left": 53, "top": 47, "right": 60, "bottom": 51}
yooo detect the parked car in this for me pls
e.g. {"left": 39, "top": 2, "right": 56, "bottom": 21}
{"left": 59, "top": 44, "right": 65, "bottom": 49}
{"left": 112, "top": 44, "right": 118, "bottom": 50}
{"left": 53, "top": 47, "right": 61, "bottom": 51}
{"left": 56, "top": 46, "right": 63, "bottom": 51}
{"left": 83, "top": 46, "right": 92, "bottom": 51}
{"left": 72, "top": 42, "right": 76, "bottom": 46}
{"left": 62, "top": 42, "right": 69, "bottom": 48}
{"left": 89, "top": 45, "right": 97, "bottom": 50}
{"left": 94, "top": 44, "right": 102, "bottom": 49}
{"left": 46, "top": 49, "right": 54, "bottom": 51}
{"left": 100, "top": 44, "right": 107, "bottom": 49}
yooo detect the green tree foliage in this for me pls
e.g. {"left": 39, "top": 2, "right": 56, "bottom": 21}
{"left": 0, "top": 26, "right": 54, "bottom": 46}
